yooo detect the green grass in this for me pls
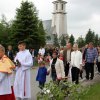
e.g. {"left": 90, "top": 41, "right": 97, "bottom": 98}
{"left": 80, "top": 83, "right": 100, "bottom": 100}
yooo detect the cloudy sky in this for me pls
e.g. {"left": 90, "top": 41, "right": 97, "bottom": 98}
{"left": 0, "top": 0, "right": 100, "bottom": 39}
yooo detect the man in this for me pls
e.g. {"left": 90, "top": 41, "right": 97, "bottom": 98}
{"left": 7, "top": 45, "right": 14, "bottom": 61}
{"left": 83, "top": 44, "right": 88, "bottom": 61}
{"left": 14, "top": 41, "right": 33, "bottom": 100}
{"left": 31, "top": 48, "right": 34, "bottom": 65}
{"left": 38, "top": 46, "right": 45, "bottom": 56}
{"left": 71, "top": 44, "right": 82, "bottom": 84}
{"left": 85, "top": 42, "right": 98, "bottom": 80}
{"left": 63, "top": 43, "right": 72, "bottom": 77}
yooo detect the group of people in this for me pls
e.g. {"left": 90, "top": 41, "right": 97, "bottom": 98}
{"left": 0, "top": 41, "right": 99, "bottom": 100}
{"left": 36, "top": 42, "right": 99, "bottom": 88}
{"left": 0, "top": 41, "right": 33, "bottom": 100}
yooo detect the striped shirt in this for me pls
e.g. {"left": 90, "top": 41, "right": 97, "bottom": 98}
{"left": 86, "top": 48, "right": 98, "bottom": 63}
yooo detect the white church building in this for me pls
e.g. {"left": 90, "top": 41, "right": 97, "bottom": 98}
{"left": 43, "top": 0, "right": 67, "bottom": 44}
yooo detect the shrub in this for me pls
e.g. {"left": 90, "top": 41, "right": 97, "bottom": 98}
{"left": 37, "top": 80, "right": 87, "bottom": 100}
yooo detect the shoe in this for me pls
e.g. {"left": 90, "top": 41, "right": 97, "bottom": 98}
{"left": 90, "top": 77, "right": 93, "bottom": 80}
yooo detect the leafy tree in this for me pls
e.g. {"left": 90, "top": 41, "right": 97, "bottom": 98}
{"left": 10, "top": 1, "right": 45, "bottom": 49}
{"left": 69, "top": 34, "right": 75, "bottom": 46}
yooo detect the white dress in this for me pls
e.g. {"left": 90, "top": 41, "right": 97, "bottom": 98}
{"left": 14, "top": 50, "right": 33, "bottom": 99}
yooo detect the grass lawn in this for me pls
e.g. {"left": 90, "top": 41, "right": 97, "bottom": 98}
{"left": 80, "top": 83, "right": 100, "bottom": 100}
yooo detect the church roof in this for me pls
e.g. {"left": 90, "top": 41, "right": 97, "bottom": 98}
{"left": 42, "top": 20, "right": 52, "bottom": 35}
{"left": 52, "top": 0, "right": 67, "bottom": 4}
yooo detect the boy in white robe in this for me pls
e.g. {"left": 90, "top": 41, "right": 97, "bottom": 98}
{"left": 14, "top": 41, "right": 33, "bottom": 100}
{"left": 0, "top": 45, "right": 15, "bottom": 100}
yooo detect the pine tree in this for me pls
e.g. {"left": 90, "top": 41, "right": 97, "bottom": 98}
{"left": 69, "top": 34, "right": 75, "bottom": 46}
{"left": 85, "top": 29, "right": 95, "bottom": 44}
{"left": 38, "top": 21, "right": 46, "bottom": 46}
{"left": 61, "top": 35, "right": 66, "bottom": 47}
{"left": 94, "top": 34, "right": 99, "bottom": 46}
{"left": 11, "top": 1, "right": 45, "bottom": 49}
{"left": 0, "top": 15, "right": 11, "bottom": 47}
{"left": 98, "top": 38, "right": 100, "bottom": 46}
{"left": 76, "top": 36, "right": 85, "bottom": 48}
{"left": 53, "top": 34, "right": 59, "bottom": 47}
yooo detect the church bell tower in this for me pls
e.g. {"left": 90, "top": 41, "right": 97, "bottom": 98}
{"left": 52, "top": 0, "right": 67, "bottom": 38}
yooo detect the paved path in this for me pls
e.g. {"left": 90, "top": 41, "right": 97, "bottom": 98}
{"left": 30, "top": 68, "right": 51, "bottom": 100}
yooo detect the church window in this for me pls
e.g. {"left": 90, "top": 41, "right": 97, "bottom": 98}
{"left": 56, "top": 4, "right": 58, "bottom": 10}
{"left": 62, "top": 4, "right": 63, "bottom": 10}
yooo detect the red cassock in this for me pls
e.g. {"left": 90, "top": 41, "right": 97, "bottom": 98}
{"left": 0, "top": 87, "right": 15, "bottom": 100}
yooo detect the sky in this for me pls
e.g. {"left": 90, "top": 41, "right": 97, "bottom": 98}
{"left": 0, "top": 0, "right": 100, "bottom": 39}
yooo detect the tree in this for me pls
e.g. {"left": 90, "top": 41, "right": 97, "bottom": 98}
{"left": 98, "top": 38, "right": 100, "bottom": 46}
{"left": 10, "top": 1, "right": 45, "bottom": 49}
{"left": 53, "top": 34, "right": 59, "bottom": 47}
{"left": 76, "top": 36, "right": 85, "bottom": 48}
{"left": 85, "top": 29, "right": 95, "bottom": 44}
{"left": 60, "top": 35, "right": 66, "bottom": 47}
{"left": 38, "top": 21, "right": 46, "bottom": 46}
{"left": 94, "top": 34, "right": 99, "bottom": 46}
{"left": 0, "top": 15, "right": 11, "bottom": 47}
{"left": 69, "top": 34, "right": 75, "bottom": 46}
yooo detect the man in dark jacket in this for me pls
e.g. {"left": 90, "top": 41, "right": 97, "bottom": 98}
{"left": 7, "top": 45, "right": 14, "bottom": 61}
{"left": 63, "top": 43, "right": 72, "bottom": 77}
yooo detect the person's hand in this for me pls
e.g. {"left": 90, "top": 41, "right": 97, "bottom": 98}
{"left": 16, "top": 60, "right": 21, "bottom": 67}
{"left": 69, "top": 63, "right": 72, "bottom": 67}
{"left": 57, "top": 77, "right": 62, "bottom": 80}
{"left": 47, "top": 70, "right": 50, "bottom": 75}
{"left": 80, "top": 64, "right": 83, "bottom": 70}
{"left": 94, "top": 60, "right": 96, "bottom": 64}
{"left": 47, "top": 71, "right": 50, "bottom": 75}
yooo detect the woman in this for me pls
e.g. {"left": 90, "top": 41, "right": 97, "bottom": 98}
{"left": 0, "top": 45, "right": 15, "bottom": 100}
{"left": 48, "top": 52, "right": 65, "bottom": 81}
{"left": 71, "top": 44, "right": 82, "bottom": 84}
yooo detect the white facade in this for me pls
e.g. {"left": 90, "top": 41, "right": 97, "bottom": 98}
{"left": 52, "top": 0, "right": 67, "bottom": 38}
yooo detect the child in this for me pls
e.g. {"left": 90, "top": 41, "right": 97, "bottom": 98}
{"left": 37, "top": 54, "right": 43, "bottom": 64}
{"left": 0, "top": 45, "right": 15, "bottom": 100}
{"left": 14, "top": 41, "right": 33, "bottom": 100}
{"left": 36, "top": 61, "right": 47, "bottom": 89}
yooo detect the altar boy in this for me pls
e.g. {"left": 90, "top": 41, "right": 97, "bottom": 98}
{"left": 0, "top": 45, "right": 15, "bottom": 100}
{"left": 14, "top": 41, "right": 33, "bottom": 100}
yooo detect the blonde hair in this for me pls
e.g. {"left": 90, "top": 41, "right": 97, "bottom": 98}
{"left": 73, "top": 43, "right": 78, "bottom": 48}
{"left": 0, "top": 45, "right": 5, "bottom": 53}
{"left": 39, "top": 61, "right": 45, "bottom": 65}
